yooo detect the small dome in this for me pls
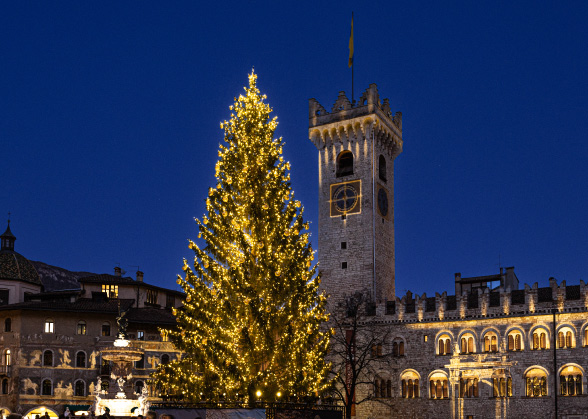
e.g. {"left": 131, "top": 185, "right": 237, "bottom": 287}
{"left": 0, "top": 221, "right": 41, "bottom": 285}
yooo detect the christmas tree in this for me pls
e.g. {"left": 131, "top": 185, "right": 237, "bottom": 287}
{"left": 154, "top": 72, "right": 331, "bottom": 403}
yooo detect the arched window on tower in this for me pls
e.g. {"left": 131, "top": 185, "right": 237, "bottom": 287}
{"left": 1, "top": 378, "right": 8, "bottom": 394}
{"left": 3, "top": 349, "right": 10, "bottom": 366}
{"left": 76, "top": 351, "right": 86, "bottom": 368}
{"left": 379, "top": 155, "right": 387, "bottom": 182}
{"left": 483, "top": 331, "right": 498, "bottom": 352}
{"left": 336, "top": 151, "right": 354, "bottom": 177}
{"left": 43, "top": 350, "right": 53, "bottom": 367}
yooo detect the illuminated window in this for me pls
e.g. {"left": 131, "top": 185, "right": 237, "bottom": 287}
{"left": 3, "top": 349, "right": 10, "bottom": 366}
{"left": 526, "top": 368, "right": 548, "bottom": 397}
{"left": 102, "top": 284, "right": 118, "bottom": 298}
{"left": 492, "top": 376, "right": 512, "bottom": 397}
{"left": 76, "top": 351, "right": 86, "bottom": 368}
{"left": 438, "top": 335, "right": 451, "bottom": 355}
{"left": 560, "top": 365, "right": 583, "bottom": 396}
{"left": 43, "top": 350, "right": 53, "bottom": 367}
{"left": 102, "top": 322, "right": 111, "bottom": 336}
{"left": 42, "top": 379, "right": 52, "bottom": 396}
{"left": 336, "top": 151, "right": 354, "bottom": 177}
{"left": 507, "top": 330, "right": 523, "bottom": 351}
{"left": 161, "top": 330, "right": 169, "bottom": 342}
{"left": 137, "top": 330, "right": 145, "bottom": 341}
{"left": 459, "top": 377, "right": 479, "bottom": 398}
{"left": 585, "top": 328, "right": 588, "bottom": 347}
{"left": 401, "top": 370, "right": 420, "bottom": 398}
{"left": 74, "top": 380, "right": 85, "bottom": 397}
{"left": 147, "top": 289, "right": 158, "bottom": 305}
{"left": 532, "top": 329, "right": 548, "bottom": 350}
{"left": 44, "top": 319, "right": 54, "bottom": 333}
{"left": 483, "top": 332, "right": 498, "bottom": 352}
{"left": 557, "top": 327, "right": 575, "bottom": 349}
{"left": 77, "top": 321, "right": 87, "bottom": 335}
{"left": 429, "top": 372, "right": 449, "bottom": 399}
{"left": 460, "top": 333, "right": 475, "bottom": 354}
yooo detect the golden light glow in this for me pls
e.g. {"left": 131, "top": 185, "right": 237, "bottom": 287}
{"left": 152, "top": 72, "right": 331, "bottom": 403}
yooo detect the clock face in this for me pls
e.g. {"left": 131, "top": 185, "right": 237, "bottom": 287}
{"left": 377, "top": 186, "right": 389, "bottom": 218}
{"left": 330, "top": 180, "right": 361, "bottom": 216}
{"left": 334, "top": 184, "right": 359, "bottom": 213}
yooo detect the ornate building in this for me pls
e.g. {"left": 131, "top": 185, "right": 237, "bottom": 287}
{"left": 0, "top": 222, "right": 183, "bottom": 419}
{"left": 310, "top": 86, "right": 588, "bottom": 419}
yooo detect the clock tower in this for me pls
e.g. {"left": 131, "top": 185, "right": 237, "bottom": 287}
{"left": 309, "top": 84, "right": 403, "bottom": 303}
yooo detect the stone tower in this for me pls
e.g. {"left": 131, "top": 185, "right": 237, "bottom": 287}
{"left": 309, "top": 84, "right": 402, "bottom": 303}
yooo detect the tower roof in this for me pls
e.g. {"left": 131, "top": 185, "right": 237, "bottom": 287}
{"left": 0, "top": 221, "right": 42, "bottom": 285}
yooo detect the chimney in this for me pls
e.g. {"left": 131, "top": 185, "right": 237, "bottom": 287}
{"left": 136, "top": 271, "right": 144, "bottom": 282}
{"left": 114, "top": 267, "right": 122, "bottom": 277}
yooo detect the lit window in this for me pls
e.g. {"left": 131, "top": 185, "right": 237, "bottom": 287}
{"left": 557, "top": 327, "right": 575, "bottom": 349}
{"left": 492, "top": 376, "right": 513, "bottom": 397}
{"left": 483, "top": 332, "right": 498, "bottom": 352}
{"left": 77, "top": 321, "right": 87, "bottom": 335}
{"left": 137, "top": 331, "right": 145, "bottom": 341}
{"left": 392, "top": 339, "right": 405, "bottom": 357}
{"left": 525, "top": 368, "right": 548, "bottom": 397}
{"left": 3, "top": 350, "right": 10, "bottom": 366}
{"left": 147, "top": 289, "right": 158, "bottom": 305}
{"left": 438, "top": 335, "right": 451, "bottom": 355}
{"left": 401, "top": 370, "right": 420, "bottom": 398}
{"left": 429, "top": 372, "right": 449, "bottom": 399}
{"left": 102, "top": 284, "right": 118, "bottom": 298}
{"left": 102, "top": 322, "right": 111, "bottom": 336}
{"left": 460, "top": 333, "right": 476, "bottom": 354}
{"left": 532, "top": 329, "right": 548, "bottom": 350}
{"left": 560, "top": 365, "right": 583, "bottom": 396}
{"left": 44, "top": 319, "right": 54, "bottom": 333}
{"left": 459, "top": 377, "right": 479, "bottom": 398}
{"left": 161, "top": 331, "right": 169, "bottom": 342}
{"left": 507, "top": 330, "right": 523, "bottom": 351}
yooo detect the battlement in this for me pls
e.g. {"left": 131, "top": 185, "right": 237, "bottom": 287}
{"left": 370, "top": 277, "right": 588, "bottom": 322}
{"left": 308, "top": 84, "right": 402, "bottom": 156}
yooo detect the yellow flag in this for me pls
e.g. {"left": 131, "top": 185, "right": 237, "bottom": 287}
{"left": 348, "top": 13, "right": 354, "bottom": 68}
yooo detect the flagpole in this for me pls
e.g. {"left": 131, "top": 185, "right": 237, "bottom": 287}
{"left": 349, "top": 12, "right": 354, "bottom": 103}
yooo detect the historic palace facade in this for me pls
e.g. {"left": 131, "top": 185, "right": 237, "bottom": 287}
{"left": 310, "top": 85, "right": 588, "bottom": 419}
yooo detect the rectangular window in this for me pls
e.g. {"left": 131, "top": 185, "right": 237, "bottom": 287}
{"left": 341, "top": 242, "right": 347, "bottom": 249}
{"left": 102, "top": 284, "right": 118, "bottom": 298}
{"left": 0, "top": 290, "right": 9, "bottom": 306}
{"left": 342, "top": 262, "right": 347, "bottom": 269}
{"left": 102, "top": 323, "right": 111, "bottom": 336}
{"left": 137, "top": 330, "right": 145, "bottom": 341}
{"left": 44, "top": 320, "right": 54, "bottom": 333}
{"left": 147, "top": 289, "right": 158, "bottom": 305}
{"left": 161, "top": 330, "right": 169, "bottom": 342}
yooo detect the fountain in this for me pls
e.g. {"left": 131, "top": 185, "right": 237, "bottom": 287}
{"left": 93, "top": 305, "right": 147, "bottom": 417}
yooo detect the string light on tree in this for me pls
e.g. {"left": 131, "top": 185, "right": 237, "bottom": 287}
{"left": 153, "top": 72, "right": 331, "bottom": 404}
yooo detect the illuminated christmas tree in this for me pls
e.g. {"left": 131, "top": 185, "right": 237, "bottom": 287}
{"left": 154, "top": 72, "right": 331, "bottom": 403}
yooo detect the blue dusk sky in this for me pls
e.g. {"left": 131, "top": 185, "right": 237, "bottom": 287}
{"left": 1, "top": 2, "right": 587, "bottom": 297}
